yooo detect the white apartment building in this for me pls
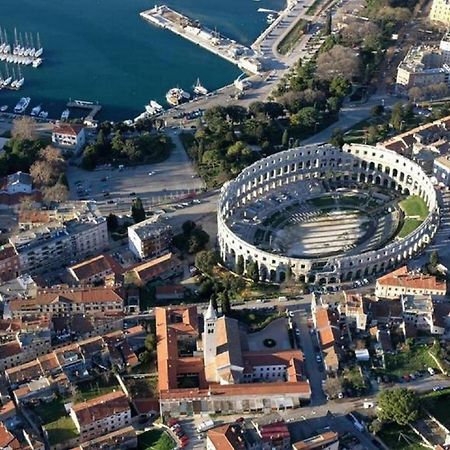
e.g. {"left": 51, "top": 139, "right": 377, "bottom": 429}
{"left": 52, "top": 124, "right": 86, "bottom": 153}
{"left": 10, "top": 205, "right": 108, "bottom": 274}
{"left": 430, "top": 0, "right": 450, "bottom": 25}
{"left": 128, "top": 214, "right": 172, "bottom": 260}
{"left": 70, "top": 391, "right": 131, "bottom": 441}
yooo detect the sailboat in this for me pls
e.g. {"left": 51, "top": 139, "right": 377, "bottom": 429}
{"left": 3, "top": 65, "right": 12, "bottom": 86}
{"left": 193, "top": 78, "right": 208, "bottom": 96}
{"left": 35, "top": 33, "right": 43, "bottom": 58}
{"left": 15, "top": 66, "right": 24, "bottom": 89}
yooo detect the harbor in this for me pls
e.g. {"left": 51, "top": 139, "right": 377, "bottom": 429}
{"left": 66, "top": 100, "right": 102, "bottom": 124}
{"left": 140, "top": 5, "right": 264, "bottom": 75}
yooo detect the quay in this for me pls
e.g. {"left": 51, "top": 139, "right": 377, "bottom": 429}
{"left": 140, "top": 5, "right": 264, "bottom": 75}
{"left": 67, "top": 100, "right": 102, "bottom": 124}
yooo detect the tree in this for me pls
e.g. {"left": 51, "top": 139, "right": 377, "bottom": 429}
{"left": 236, "top": 255, "right": 244, "bottom": 275}
{"left": 330, "top": 77, "right": 351, "bottom": 98}
{"left": 390, "top": 102, "right": 405, "bottom": 131}
{"left": 187, "top": 228, "right": 209, "bottom": 254}
{"left": 246, "top": 260, "right": 259, "bottom": 282}
{"left": 377, "top": 388, "right": 419, "bottom": 426}
{"left": 182, "top": 220, "right": 197, "bottom": 235}
{"left": 131, "top": 197, "right": 146, "bottom": 223}
{"left": 218, "top": 291, "right": 231, "bottom": 315}
{"left": 323, "top": 376, "right": 343, "bottom": 399}
{"left": 12, "top": 116, "right": 37, "bottom": 141}
{"left": 329, "top": 128, "right": 344, "bottom": 148}
{"left": 316, "top": 45, "right": 360, "bottom": 81}
{"left": 107, "top": 213, "right": 119, "bottom": 232}
{"left": 195, "top": 250, "right": 218, "bottom": 275}
{"left": 144, "top": 333, "right": 156, "bottom": 353}
{"left": 42, "top": 183, "right": 69, "bottom": 203}
{"left": 429, "top": 250, "right": 439, "bottom": 268}
{"left": 371, "top": 104, "right": 384, "bottom": 117}
{"left": 325, "top": 10, "right": 332, "bottom": 35}
{"left": 281, "top": 129, "right": 289, "bottom": 148}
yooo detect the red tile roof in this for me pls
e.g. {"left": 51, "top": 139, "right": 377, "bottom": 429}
{"left": 377, "top": 266, "right": 446, "bottom": 293}
{"left": 71, "top": 391, "right": 129, "bottom": 427}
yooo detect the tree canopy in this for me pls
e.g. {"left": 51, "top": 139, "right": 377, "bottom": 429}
{"left": 377, "top": 388, "right": 419, "bottom": 425}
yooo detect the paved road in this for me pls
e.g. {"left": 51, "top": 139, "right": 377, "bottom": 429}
{"left": 294, "top": 308, "right": 327, "bottom": 405}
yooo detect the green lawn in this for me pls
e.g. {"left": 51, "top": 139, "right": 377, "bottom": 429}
{"left": 45, "top": 416, "right": 80, "bottom": 446}
{"left": 398, "top": 218, "right": 424, "bottom": 238}
{"left": 398, "top": 196, "right": 429, "bottom": 239}
{"left": 277, "top": 18, "right": 308, "bottom": 55}
{"left": 138, "top": 429, "right": 176, "bottom": 450}
{"left": 399, "top": 196, "right": 429, "bottom": 219}
{"left": 32, "top": 398, "right": 80, "bottom": 446}
{"left": 384, "top": 345, "right": 438, "bottom": 377}
{"left": 378, "top": 423, "right": 427, "bottom": 450}
{"left": 421, "top": 389, "right": 450, "bottom": 428}
{"left": 74, "top": 377, "right": 120, "bottom": 402}
{"left": 229, "top": 309, "right": 283, "bottom": 332}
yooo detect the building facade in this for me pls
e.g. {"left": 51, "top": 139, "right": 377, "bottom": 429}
{"left": 0, "top": 244, "right": 20, "bottom": 282}
{"left": 52, "top": 124, "right": 86, "bottom": 153}
{"left": 69, "top": 391, "right": 131, "bottom": 441}
{"left": 430, "top": 0, "right": 450, "bottom": 25}
{"left": 128, "top": 215, "right": 172, "bottom": 260}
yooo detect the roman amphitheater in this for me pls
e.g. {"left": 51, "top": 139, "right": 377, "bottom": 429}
{"left": 217, "top": 143, "right": 440, "bottom": 284}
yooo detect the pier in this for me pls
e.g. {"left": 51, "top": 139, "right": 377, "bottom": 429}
{"left": 67, "top": 100, "right": 102, "bottom": 124}
{"left": 140, "top": 5, "right": 264, "bottom": 75}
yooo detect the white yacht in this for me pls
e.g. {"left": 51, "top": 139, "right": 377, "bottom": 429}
{"left": 14, "top": 96, "right": 30, "bottom": 114}
{"left": 39, "top": 110, "right": 48, "bottom": 119}
{"left": 193, "top": 78, "right": 208, "bottom": 96}
{"left": 61, "top": 109, "right": 70, "bottom": 120}
{"left": 30, "top": 104, "right": 41, "bottom": 116}
{"left": 0, "top": 105, "right": 8, "bottom": 112}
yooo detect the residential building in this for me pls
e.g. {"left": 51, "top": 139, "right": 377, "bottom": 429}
{"left": 0, "top": 330, "right": 51, "bottom": 371}
{"left": 0, "top": 422, "right": 21, "bottom": 449}
{"left": 434, "top": 154, "right": 450, "bottom": 185}
{"left": 125, "top": 252, "right": 182, "bottom": 286}
{"left": 341, "top": 292, "right": 367, "bottom": 331}
{"left": 312, "top": 299, "right": 343, "bottom": 373}
{"left": 0, "top": 244, "right": 20, "bottom": 282}
{"left": 68, "top": 254, "right": 123, "bottom": 286}
{"left": 5, "top": 171, "right": 32, "bottom": 194}
{"left": 396, "top": 46, "right": 450, "bottom": 91}
{"left": 207, "top": 422, "right": 256, "bottom": 450}
{"left": 52, "top": 123, "right": 86, "bottom": 153}
{"left": 252, "top": 413, "right": 291, "bottom": 449}
{"left": 401, "top": 294, "right": 450, "bottom": 336}
{"left": 156, "top": 303, "right": 311, "bottom": 416}
{"left": 292, "top": 431, "right": 340, "bottom": 450}
{"left": 430, "top": 0, "right": 450, "bottom": 25}
{"left": 69, "top": 391, "right": 131, "bottom": 441}
{"left": 0, "top": 274, "right": 38, "bottom": 303}
{"left": 75, "top": 426, "right": 137, "bottom": 450}
{"left": 10, "top": 203, "right": 108, "bottom": 274}
{"left": 5, "top": 286, "right": 124, "bottom": 320}
{"left": 128, "top": 214, "right": 172, "bottom": 260}
{"left": 155, "top": 284, "right": 185, "bottom": 301}
{"left": 375, "top": 266, "right": 447, "bottom": 299}
{"left": 381, "top": 114, "right": 450, "bottom": 157}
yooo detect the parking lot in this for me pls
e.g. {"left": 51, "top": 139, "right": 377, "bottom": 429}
{"left": 66, "top": 129, "right": 205, "bottom": 216}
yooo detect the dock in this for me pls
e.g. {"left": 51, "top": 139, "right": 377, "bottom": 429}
{"left": 140, "top": 5, "right": 264, "bottom": 75}
{"left": 67, "top": 100, "right": 102, "bottom": 124}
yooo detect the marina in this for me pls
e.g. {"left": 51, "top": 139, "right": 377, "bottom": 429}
{"left": 140, "top": 5, "right": 264, "bottom": 75}
{"left": 0, "top": 27, "right": 44, "bottom": 67}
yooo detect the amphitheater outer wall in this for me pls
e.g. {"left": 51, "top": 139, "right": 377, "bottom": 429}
{"left": 217, "top": 143, "right": 440, "bottom": 284}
